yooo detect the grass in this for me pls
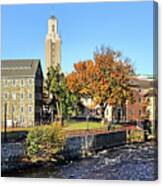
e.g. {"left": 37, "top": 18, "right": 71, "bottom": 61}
{"left": 64, "top": 120, "right": 107, "bottom": 131}
{"left": 1, "top": 127, "right": 32, "bottom": 133}
{"left": 2, "top": 121, "right": 149, "bottom": 143}
{"left": 1, "top": 121, "right": 126, "bottom": 133}
{"left": 1, "top": 121, "right": 108, "bottom": 143}
{"left": 1, "top": 121, "right": 107, "bottom": 134}
{"left": 110, "top": 124, "right": 123, "bottom": 130}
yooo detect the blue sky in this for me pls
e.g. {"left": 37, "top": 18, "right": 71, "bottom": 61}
{"left": 2, "top": 1, "right": 155, "bottom": 75}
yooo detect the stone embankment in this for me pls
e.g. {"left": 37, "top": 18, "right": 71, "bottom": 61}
{"left": 1, "top": 143, "right": 26, "bottom": 173}
{"left": 1, "top": 131, "right": 126, "bottom": 174}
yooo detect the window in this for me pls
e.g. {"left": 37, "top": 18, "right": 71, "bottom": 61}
{"left": 20, "top": 106, "right": 24, "bottom": 113}
{"left": 139, "top": 89, "right": 141, "bottom": 93}
{"left": 139, "top": 97, "right": 141, "bottom": 103}
{"left": 139, "top": 109, "right": 141, "bottom": 116}
{"left": 29, "top": 79, "right": 32, "bottom": 85}
{"left": 130, "top": 110, "right": 134, "bottom": 116}
{"left": 20, "top": 116, "right": 24, "bottom": 123}
{"left": 12, "top": 80, "right": 16, "bottom": 86}
{"left": 20, "top": 79, "right": 24, "bottom": 86}
{"left": 29, "top": 106, "right": 32, "bottom": 113}
{"left": 147, "top": 110, "right": 150, "bottom": 117}
{"left": 52, "top": 24, "right": 55, "bottom": 32}
{"left": 21, "top": 93, "right": 24, "bottom": 99}
{"left": 106, "top": 109, "right": 109, "bottom": 116}
{"left": 12, "top": 93, "right": 16, "bottom": 100}
{"left": 147, "top": 97, "right": 150, "bottom": 103}
{"left": 4, "top": 93, "right": 8, "bottom": 99}
{"left": 29, "top": 93, "right": 32, "bottom": 99}
{"left": 4, "top": 80, "right": 8, "bottom": 87}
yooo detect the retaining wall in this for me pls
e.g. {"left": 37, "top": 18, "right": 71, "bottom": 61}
{"left": 1, "top": 131, "right": 126, "bottom": 173}
{"left": 64, "top": 131, "right": 126, "bottom": 159}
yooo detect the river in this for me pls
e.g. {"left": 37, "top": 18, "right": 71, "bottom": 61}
{"left": 7, "top": 142, "right": 158, "bottom": 180}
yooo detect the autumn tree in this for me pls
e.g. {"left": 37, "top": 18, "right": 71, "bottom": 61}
{"left": 66, "top": 60, "right": 94, "bottom": 97}
{"left": 67, "top": 46, "right": 135, "bottom": 121}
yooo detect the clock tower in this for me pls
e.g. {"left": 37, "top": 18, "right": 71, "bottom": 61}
{"left": 45, "top": 16, "right": 61, "bottom": 75}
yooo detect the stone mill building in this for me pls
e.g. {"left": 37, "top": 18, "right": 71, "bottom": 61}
{"left": 1, "top": 59, "right": 43, "bottom": 127}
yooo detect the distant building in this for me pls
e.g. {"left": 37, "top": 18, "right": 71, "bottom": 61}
{"left": 126, "top": 76, "right": 157, "bottom": 124}
{"left": 1, "top": 59, "right": 43, "bottom": 127}
{"left": 104, "top": 76, "right": 157, "bottom": 124}
{"left": 45, "top": 15, "right": 61, "bottom": 75}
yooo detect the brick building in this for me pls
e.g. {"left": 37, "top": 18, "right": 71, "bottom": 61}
{"left": 126, "top": 76, "right": 157, "bottom": 124}
{"left": 104, "top": 76, "right": 157, "bottom": 124}
{"left": 1, "top": 59, "right": 43, "bottom": 127}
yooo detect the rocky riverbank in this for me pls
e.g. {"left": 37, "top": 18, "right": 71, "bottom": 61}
{"left": 51, "top": 142, "right": 158, "bottom": 180}
{"left": 2, "top": 142, "right": 158, "bottom": 180}
{"left": 1, "top": 143, "right": 26, "bottom": 173}
{"left": 1, "top": 130, "right": 126, "bottom": 174}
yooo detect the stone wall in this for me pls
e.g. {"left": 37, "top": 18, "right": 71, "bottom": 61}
{"left": 64, "top": 131, "right": 126, "bottom": 159}
{"left": 1, "top": 143, "right": 25, "bottom": 173}
{"left": 1, "top": 131, "right": 126, "bottom": 173}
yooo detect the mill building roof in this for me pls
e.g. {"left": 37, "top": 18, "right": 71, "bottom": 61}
{"left": 1, "top": 59, "right": 42, "bottom": 78}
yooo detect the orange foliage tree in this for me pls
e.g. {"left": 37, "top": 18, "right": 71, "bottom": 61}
{"left": 66, "top": 47, "right": 135, "bottom": 120}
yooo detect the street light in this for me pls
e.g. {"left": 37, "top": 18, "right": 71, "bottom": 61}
{"left": 12, "top": 103, "right": 14, "bottom": 128}
{"left": 11, "top": 93, "right": 16, "bottom": 128}
{"left": 4, "top": 102, "right": 7, "bottom": 142}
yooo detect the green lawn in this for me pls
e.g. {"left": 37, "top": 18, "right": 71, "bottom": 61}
{"left": 64, "top": 120, "right": 107, "bottom": 131}
{"left": 1, "top": 121, "right": 107, "bottom": 132}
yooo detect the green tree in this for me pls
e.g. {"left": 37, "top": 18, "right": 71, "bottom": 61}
{"left": 45, "top": 66, "right": 77, "bottom": 124}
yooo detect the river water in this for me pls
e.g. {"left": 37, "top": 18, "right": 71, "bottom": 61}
{"left": 11, "top": 142, "right": 158, "bottom": 180}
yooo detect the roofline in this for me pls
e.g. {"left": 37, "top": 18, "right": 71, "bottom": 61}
{"left": 1, "top": 59, "right": 41, "bottom": 61}
{"left": 1, "top": 75, "right": 36, "bottom": 79}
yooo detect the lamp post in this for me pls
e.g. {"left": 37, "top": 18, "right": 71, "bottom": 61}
{"left": 11, "top": 93, "right": 16, "bottom": 128}
{"left": 4, "top": 102, "right": 7, "bottom": 142}
{"left": 12, "top": 103, "right": 14, "bottom": 128}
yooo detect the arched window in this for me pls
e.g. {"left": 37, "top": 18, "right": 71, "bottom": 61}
{"left": 52, "top": 24, "right": 55, "bottom": 32}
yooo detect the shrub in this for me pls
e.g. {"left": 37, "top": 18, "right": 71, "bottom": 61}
{"left": 127, "top": 129, "right": 144, "bottom": 143}
{"left": 26, "top": 123, "right": 66, "bottom": 162}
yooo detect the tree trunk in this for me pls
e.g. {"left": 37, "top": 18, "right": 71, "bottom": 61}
{"left": 59, "top": 101, "right": 64, "bottom": 127}
{"left": 111, "top": 107, "right": 114, "bottom": 123}
{"left": 101, "top": 103, "right": 107, "bottom": 124}
{"left": 56, "top": 101, "right": 60, "bottom": 122}
{"left": 124, "top": 104, "right": 127, "bottom": 123}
